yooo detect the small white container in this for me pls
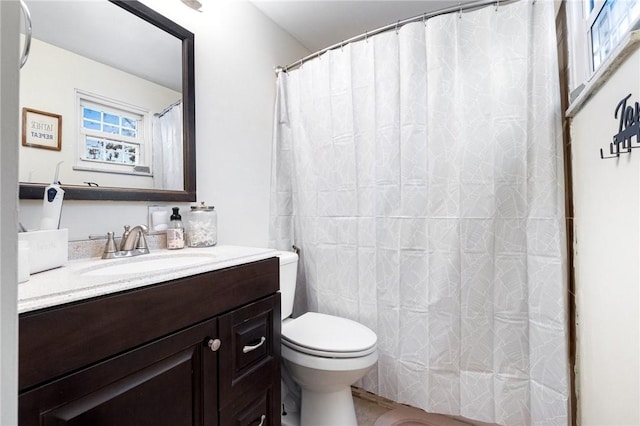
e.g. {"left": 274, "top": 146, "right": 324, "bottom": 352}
{"left": 151, "top": 210, "right": 169, "bottom": 231}
{"left": 185, "top": 202, "right": 217, "bottom": 247}
{"left": 18, "top": 228, "right": 68, "bottom": 274}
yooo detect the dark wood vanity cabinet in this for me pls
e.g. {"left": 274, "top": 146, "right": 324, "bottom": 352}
{"left": 18, "top": 258, "right": 281, "bottom": 426}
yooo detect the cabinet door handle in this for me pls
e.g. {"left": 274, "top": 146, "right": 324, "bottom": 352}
{"left": 242, "top": 336, "right": 266, "bottom": 353}
{"left": 207, "top": 338, "right": 221, "bottom": 352}
{"left": 256, "top": 414, "right": 266, "bottom": 426}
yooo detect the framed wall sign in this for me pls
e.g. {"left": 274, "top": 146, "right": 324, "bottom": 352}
{"left": 22, "top": 108, "right": 62, "bottom": 151}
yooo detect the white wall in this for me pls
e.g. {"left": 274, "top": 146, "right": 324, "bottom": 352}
{"left": 0, "top": 1, "right": 20, "bottom": 423}
{"left": 19, "top": 0, "right": 309, "bottom": 243}
{"left": 571, "top": 49, "right": 640, "bottom": 425}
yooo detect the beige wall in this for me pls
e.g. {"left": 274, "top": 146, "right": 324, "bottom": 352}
{"left": 571, "top": 49, "right": 640, "bottom": 426}
{"left": 19, "top": 0, "right": 309, "bottom": 242}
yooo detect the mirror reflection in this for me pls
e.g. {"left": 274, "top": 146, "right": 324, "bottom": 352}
{"left": 20, "top": 0, "right": 187, "bottom": 193}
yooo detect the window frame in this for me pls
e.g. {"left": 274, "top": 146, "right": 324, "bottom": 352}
{"left": 567, "top": 0, "right": 640, "bottom": 100}
{"left": 585, "top": 0, "right": 640, "bottom": 72}
{"left": 73, "top": 90, "right": 153, "bottom": 177}
{"left": 585, "top": 0, "right": 604, "bottom": 70}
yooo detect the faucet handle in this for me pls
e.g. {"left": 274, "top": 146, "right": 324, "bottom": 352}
{"left": 101, "top": 232, "right": 118, "bottom": 259}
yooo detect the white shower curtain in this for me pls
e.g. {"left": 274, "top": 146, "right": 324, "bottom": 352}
{"left": 152, "top": 102, "right": 184, "bottom": 190}
{"left": 269, "top": 1, "right": 568, "bottom": 425}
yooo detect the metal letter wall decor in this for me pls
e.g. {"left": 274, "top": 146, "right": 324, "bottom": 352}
{"left": 601, "top": 93, "right": 640, "bottom": 159}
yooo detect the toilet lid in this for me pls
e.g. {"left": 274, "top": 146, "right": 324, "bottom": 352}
{"left": 282, "top": 312, "right": 377, "bottom": 357}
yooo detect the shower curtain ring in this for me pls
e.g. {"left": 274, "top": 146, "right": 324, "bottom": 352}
{"left": 495, "top": 0, "right": 499, "bottom": 11}
{"left": 458, "top": 3, "right": 462, "bottom": 18}
{"left": 422, "top": 15, "right": 427, "bottom": 27}
{"left": 395, "top": 21, "right": 400, "bottom": 34}
{"left": 365, "top": 31, "right": 368, "bottom": 43}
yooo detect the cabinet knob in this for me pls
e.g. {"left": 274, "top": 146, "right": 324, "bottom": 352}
{"left": 207, "top": 338, "right": 221, "bottom": 352}
{"left": 257, "top": 414, "right": 266, "bottom": 426}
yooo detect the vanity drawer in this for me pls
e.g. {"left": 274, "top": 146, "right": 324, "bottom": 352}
{"left": 219, "top": 294, "right": 281, "bottom": 409}
{"left": 220, "top": 385, "right": 277, "bottom": 426}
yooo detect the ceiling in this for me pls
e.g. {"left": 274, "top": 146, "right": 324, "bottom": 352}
{"left": 250, "top": 0, "right": 476, "bottom": 54}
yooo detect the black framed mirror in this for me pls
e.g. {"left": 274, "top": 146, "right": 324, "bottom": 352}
{"left": 19, "top": 0, "right": 195, "bottom": 201}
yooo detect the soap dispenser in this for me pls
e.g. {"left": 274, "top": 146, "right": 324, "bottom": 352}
{"left": 167, "top": 207, "right": 185, "bottom": 250}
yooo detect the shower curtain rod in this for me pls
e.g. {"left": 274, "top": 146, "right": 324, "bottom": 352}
{"left": 155, "top": 99, "right": 182, "bottom": 118}
{"left": 277, "top": 0, "right": 521, "bottom": 73}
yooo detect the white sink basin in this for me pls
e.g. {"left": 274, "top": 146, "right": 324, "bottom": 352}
{"left": 80, "top": 253, "right": 216, "bottom": 277}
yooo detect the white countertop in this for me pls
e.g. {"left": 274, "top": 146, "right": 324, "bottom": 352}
{"left": 18, "top": 245, "right": 278, "bottom": 314}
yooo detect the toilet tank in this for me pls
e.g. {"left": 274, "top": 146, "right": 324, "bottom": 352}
{"left": 277, "top": 251, "right": 298, "bottom": 320}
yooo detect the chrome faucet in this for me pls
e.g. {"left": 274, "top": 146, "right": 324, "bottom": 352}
{"left": 101, "top": 224, "right": 150, "bottom": 259}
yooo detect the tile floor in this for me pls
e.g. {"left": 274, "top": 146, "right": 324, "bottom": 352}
{"left": 352, "top": 388, "right": 499, "bottom": 426}
{"left": 354, "top": 394, "right": 392, "bottom": 426}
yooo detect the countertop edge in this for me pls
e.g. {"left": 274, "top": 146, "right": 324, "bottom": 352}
{"left": 18, "top": 245, "right": 279, "bottom": 314}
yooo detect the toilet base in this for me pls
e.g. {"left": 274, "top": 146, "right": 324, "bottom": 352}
{"left": 300, "top": 387, "right": 357, "bottom": 426}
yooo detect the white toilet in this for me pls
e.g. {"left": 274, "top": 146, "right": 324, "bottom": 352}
{"left": 278, "top": 251, "right": 378, "bottom": 426}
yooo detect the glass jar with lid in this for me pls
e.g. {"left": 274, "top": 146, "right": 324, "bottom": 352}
{"left": 185, "top": 202, "right": 217, "bottom": 247}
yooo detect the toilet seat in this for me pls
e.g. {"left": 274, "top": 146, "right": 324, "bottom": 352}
{"left": 282, "top": 312, "right": 377, "bottom": 358}
{"left": 282, "top": 343, "right": 379, "bottom": 372}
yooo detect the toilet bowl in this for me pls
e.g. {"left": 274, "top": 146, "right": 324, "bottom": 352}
{"left": 277, "top": 252, "right": 378, "bottom": 426}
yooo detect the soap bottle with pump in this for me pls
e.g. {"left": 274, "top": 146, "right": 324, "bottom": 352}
{"left": 167, "top": 207, "right": 185, "bottom": 250}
